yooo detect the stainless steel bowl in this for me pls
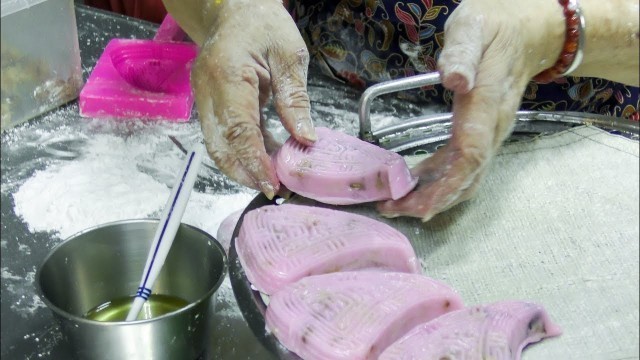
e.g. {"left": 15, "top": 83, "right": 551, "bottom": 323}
{"left": 36, "top": 219, "right": 227, "bottom": 360}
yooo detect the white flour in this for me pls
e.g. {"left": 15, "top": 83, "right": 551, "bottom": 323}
{"left": 182, "top": 191, "right": 255, "bottom": 243}
{"left": 8, "top": 127, "right": 255, "bottom": 333}
{"left": 14, "top": 154, "right": 170, "bottom": 239}
{"left": 13, "top": 133, "right": 255, "bottom": 240}
{"left": 1, "top": 267, "right": 46, "bottom": 318}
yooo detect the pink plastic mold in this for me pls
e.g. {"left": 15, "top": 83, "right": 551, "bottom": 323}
{"left": 79, "top": 15, "right": 198, "bottom": 121}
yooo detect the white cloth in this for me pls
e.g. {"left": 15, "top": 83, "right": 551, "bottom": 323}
{"left": 400, "top": 126, "right": 639, "bottom": 359}
{"left": 279, "top": 125, "right": 639, "bottom": 359}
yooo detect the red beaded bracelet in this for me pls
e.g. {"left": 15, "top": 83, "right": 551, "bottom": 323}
{"left": 533, "top": 0, "right": 585, "bottom": 83}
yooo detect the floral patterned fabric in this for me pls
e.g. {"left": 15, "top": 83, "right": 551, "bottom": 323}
{"left": 288, "top": 0, "right": 639, "bottom": 120}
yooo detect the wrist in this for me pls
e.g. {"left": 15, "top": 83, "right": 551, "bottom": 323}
{"left": 533, "top": 0, "right": 584, "bottom": 83}
{"left": 532, "top": 0, "right": 639, "bottom": 85}
{"left": 163, "top": 0, "right": 286, "bottom": 45}
{"left": 571, "top": 0, "right": 639, "bottom": 85}
{"left": 206, "top": 0, "right": 286, "bottom": 34}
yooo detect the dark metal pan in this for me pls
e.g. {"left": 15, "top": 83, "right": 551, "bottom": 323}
{"left": 226, "top": 72, "right": 639, "bottom": 359}
{"left": 228, "top": 193, "right": 302, "bottom": 360}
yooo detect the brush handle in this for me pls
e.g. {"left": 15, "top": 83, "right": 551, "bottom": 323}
{"left": 126, "top": 144, "right": 204, "bottom": 321}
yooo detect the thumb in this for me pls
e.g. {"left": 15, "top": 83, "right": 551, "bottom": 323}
{"left": 438, "top": 8, "right": 494, "bottom": 93}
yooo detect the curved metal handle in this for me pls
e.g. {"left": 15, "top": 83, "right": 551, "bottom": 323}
{"left": 374, "top": 110, "right": 640, "bottom": 154}
{"left": 358, "top": 72, "right": 441, "bottom": 141}
{"left": 357, "top": 72, "right": 639, "bottom": 147}
{"left": 375, "top": 111, "right": 640, "bottom": 140}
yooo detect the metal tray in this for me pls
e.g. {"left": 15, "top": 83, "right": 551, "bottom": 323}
{"left": 229, "top": 194, "right": 402, "bottom": 360}
{"left": 227, "top": 73, "right": 639, "bottom": 360}
{"left": 358, "top": 72, "right": 638, "bottom": 154}
{"left": 228, "top": 194, "right": 299, "bottom": 360}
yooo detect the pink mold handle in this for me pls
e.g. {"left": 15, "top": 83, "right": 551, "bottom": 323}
{"left": 79, "top": 15, "right": 198, "bottom": 121}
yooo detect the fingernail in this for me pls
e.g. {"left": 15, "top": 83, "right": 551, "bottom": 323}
{"left": 442, "top": 71, "right": 472, "bottom": 93}
{"left": 258, "top": 181, "right": 276, "bottom": 200}
{"left": 380, "top": 212, "right": 401, "bottom": 219}
{"left": 376, "top": 201, "right": 400, "bottom": 218}
{"left": 297, "top": 121, "right": 317, "bottom": 142}
{"left": 295, "top": 109, "right": 317, "bottom": 142}
{"left": 421, "top": 211, "right": 435, "bottom": 223}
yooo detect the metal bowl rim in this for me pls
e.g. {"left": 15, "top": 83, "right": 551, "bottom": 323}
{"left": 35, "top": 218, "right": 228, "bottom": 327}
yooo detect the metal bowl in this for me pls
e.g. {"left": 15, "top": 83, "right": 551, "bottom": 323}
{"left": 36, "top": 219, "right": 227, "bottom": 360}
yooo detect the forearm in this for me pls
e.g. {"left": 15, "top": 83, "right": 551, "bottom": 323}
{"left": 571, "top": 0, "right": 639, "bottom": 85}
{"left": 162, "top": 0, "right": 286, "bottom": 46}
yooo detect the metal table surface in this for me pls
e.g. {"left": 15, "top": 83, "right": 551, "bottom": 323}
{"left": 0, "top": 6, "right": 273, "bottom": 359}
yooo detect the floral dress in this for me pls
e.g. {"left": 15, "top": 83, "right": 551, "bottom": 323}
{"left": 288, "top": 0, "right": 639, "bottom": 120}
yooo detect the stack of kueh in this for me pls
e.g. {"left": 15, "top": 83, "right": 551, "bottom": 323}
{"left": 236, "top": 203, "right": 561, "bottom": 360}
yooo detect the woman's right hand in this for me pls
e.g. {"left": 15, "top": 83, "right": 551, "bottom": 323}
{"left": 163, "top": 0, "right": 316, "bottom": 198}
{"left": 378, "top": 0, "right": 639, "bottom": 221}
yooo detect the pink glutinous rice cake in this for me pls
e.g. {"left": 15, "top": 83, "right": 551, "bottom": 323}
{"left": 379, "top": 300, "right": 562, "bottom": 360}
{"left": 274, "top": 127, "right": 418, "bottom": 205}
{"left": 265, "top": 271, "right": 464, "bottom": 360}
{"left": 236, "top": 204, "right": 420, "bottom": 295}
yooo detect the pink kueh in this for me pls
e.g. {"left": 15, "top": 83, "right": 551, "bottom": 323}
{"left": 79, "top": 15, "right": 198, "bottom": 121}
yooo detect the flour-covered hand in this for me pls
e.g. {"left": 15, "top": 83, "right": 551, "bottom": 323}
{"left": 378, "top": 0, "right": 639, "bottom": 221}
{"left": 164, "top": 0, "right": 315, "bottom": 198}
{"left": 377, "top": 0, "right": 567, "bottom": 221}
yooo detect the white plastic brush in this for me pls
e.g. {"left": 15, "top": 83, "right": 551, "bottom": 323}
{"left": 125, "top": 144, "right": 204, "bottom": 321}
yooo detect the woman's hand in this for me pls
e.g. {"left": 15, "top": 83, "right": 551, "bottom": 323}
{"left": 371, "top": 0, "right": 557, "bottom": 220}
{"left": 164, "top": 0, "right": 316, "bottom": 198}
{"left": 378, "top": 0, "right": 639, "bottom": 221}
{"left": 378, "top": 0, "right": 566, "bottom": 221}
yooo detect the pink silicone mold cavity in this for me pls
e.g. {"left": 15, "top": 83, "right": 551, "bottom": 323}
{"left": 109, "top": 42, "right": 195, "bottom": 93}
{"left": 79, "top": 15, "right": 198, "bottom": 121}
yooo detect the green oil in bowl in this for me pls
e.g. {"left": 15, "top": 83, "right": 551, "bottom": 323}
{"left": 84, "top": 294, "right": 190, "bottom": 322}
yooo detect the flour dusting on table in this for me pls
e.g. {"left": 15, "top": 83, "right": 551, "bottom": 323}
{"left": 13, "top": 148, "right": 170, "bottom": 239}
{"left": 1, "top": 267, "right": 45, "bottom": 317}
{"left": 182, "top": 191, "right": 255, "bottom": 242}
{"left": 12, "top": 130, "right": 255, "bottom": 241}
